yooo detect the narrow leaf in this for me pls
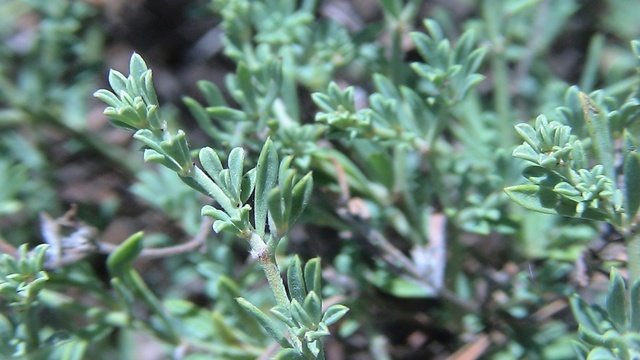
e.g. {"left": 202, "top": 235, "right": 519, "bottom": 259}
{"left": 290, "top": 172, "right": 313, "bottom": 226}
{"left": 287, "top": 256, "right": 306, "bottom": 304}
{"left": 273, "top": 349, "right": 305, "bottom": 360}
{"left": 579, "top": 92, "right": 615, "bottom": 182}
{"left": 199, "top": 147, "right": 224, "bottom": 180}
{"left": 631, "top": 276, "right": 640, "bottom": 331}
{"left": 290, "top": 299, "right": 314, "bottom": 328}
{"left": 240, "top": 168, "right": 256, "bottom": 203}
{"left": 107, "top": 232, "right": 144, "bottom": 277}
{"left": 206, "top": 107, "right": 249, "bottom": 122}
{"left": 268, "top": 187, "right": 285, "bottom": 236}
{"left": 624, "top": 151, "right": 640, "bottom": 222}
{"left": 197, "top": 80, "right": 227, "bottom": 107}
{"left": 270, "top": 305, "right": 295, "bottom": 327}
{"left": 606, "top": 268, "right": 627, "bottom": 330}
{"left": 303, "top": 291, "right": 322, "bottom": 324}
{"left": 322, "top": 304, "right": 349, "bottom": 326}
{"left": 236, "top": 297, "right": 290, "bottom": 348}
{"left": 304, "top": 258, "right": 322, "bottom": 297}
{"left": 570, "top": 294, "right": 601, "bottom": 333}
{"left": 107, "top": 70, "right": 128, "bottom": 96}
{"left": 254, "top": 138, "right": 278, "bottom": 236}
{"left": 228, "top": 147, "right": 245, "bottom": 201}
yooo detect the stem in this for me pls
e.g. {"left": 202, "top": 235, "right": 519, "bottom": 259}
{"left": 253, "top": 233, "right": 304, "bottom": 350}
{"left": 23, "top": 301, "right": 40, "bottom": 352}
{"left": 126, "top": 268, "right": 180, "bottom": 344}
{"left": 258, "top": 251, "right": 290, "bottom": 309}
{"left": 628, "top": 232, "right": 640, "bottom": 283}
{"left": 483, "top": 0, "right": 513, "bottom": 148}
{"left": 579, "top": 33, "right": 605, "bottom": 93}
{"left": 389, "top": 24, "right": 405, "bottom": 85}
{"left": 252, "top": 233, "right": 289, "bottom": 309}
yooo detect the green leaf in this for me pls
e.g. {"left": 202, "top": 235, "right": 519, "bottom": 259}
{"left": 624, "top": 151, "right": 640, "bottom": 222}
{"left": 199, "top": 147, "right": 224, "bottom": 179}
{"left": 240, "top": 168, "right": 256, "bottom": 203}
{"left": 183, "top": 96, "right": 219, "bottom": 140}
{"left": 584, "top": 346, "right": 617, "bottom": 359}
{"left": 268, "top": 187, "right": 285, "bottom": 235}
{"left": 235, "top": 62, "right": 257, "bottom": 114}
{"left": 270, "top": 305, "right": 295, "bottom": 327}
{"left": 322, "top": 304, "right": 349, "bottom": 326}
{"left": 273, "top": 349, "right": 306, "bottom": 360}
{"left": 287, "top": 256, "right": 306, "bottom": 305}
{"left": 290, "top": 172, "right": 313, "bottom": 226}
{"left": 228, "top": 147, "right": 245, "bottom": 201}
{"left": 570, "top": 294, "right": 602, "bottom": 333}
{"left": 504, "top": 185, "right": 559, "bottom": 215}
{"left": 579, "top": 92, "right": 615, "bottom": 182}
{"left": 107, "top": 70, "right": 128, "bottom": 96}
{"left": 290, "top": 299, "right": 315, "bottom": 328}
{"left": 236, "top": 297, "right": 290, "bottom": 348}
{"left": 630, "top": 277, "right": 640, "bottom": 331}
{"left": 129, "top": 52, "right": 149, "bottom": 80}
{"left": 303, "top": 291, "right": 322, "bottom": 324}
{"left": 304, "top": 258, "right": 322, "bottom": 296}
{"left": 606, "top": 268, "right": 627, "bottom": 330}
{"left": 504, "top": 184, "right": 609, "bottom": 221}
{"left": 107, "top": 232, "right": 144, "bottom": 277}
{"left": 254, "top": 138, "right": 278, "bottom": 236}
{"left": 197, "top": 80, "right": 227, "bottom": 107}
{"left": 93, "top": 89, "right": 122, "bottom": 108}
{"left": 206, "top": 106, "right": 249, "bottom": 122}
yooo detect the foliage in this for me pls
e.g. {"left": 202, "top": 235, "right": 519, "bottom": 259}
{"left": 571, "top": 269, "right": 640, "bottom": 360}
{"left": 1, "top": 0, "right": 640, "bottom": 358}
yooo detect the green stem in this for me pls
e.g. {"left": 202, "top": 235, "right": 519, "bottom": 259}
{"left": 483, "top": 0, "right": 513, "bottom": 148}
{"left": 252, "top": 233, "right": 289, "bottom": 309}
{"left": 389, "top": 24, "right": 405, "bottom": 85}
{"left": 252, "top": 233, "right": 304, "bottom": 350}
{"left": 126, "top": 268, "right": 179, "bottom": 344}
{"left": 23, "top": 301, "right": 40, "bottom": 352}
{"left": 628, "top": 232, "right": 640, "bottom": 283}
{"left": 579, "top": 33, "right": 605, "bottom": 93}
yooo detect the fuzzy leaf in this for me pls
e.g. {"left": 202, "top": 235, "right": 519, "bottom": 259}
{"left": 290, "top": 299, "right": 314, "bottom": 328}
{"left": 206, "top": 107, "right": 249, "bottom": 122}
{"left": 322, "top": 304, "right": 349, "bottom": 326}
{"left": 579, "top": 92, "right": 615, "bottom": 182}
{"left": 107, "top": 232, "right": 144, "bottom": 277}
{"left": 304, "top": 258, "right": 322, "bottom": 297}
{"left": 287, "top": 256, "right": 306, "bottom": 305}
{"left": 240, "top": 168, "right": 256, "bottom": 203}
{"left": 606, "top": 268, "right": 627, "bottom": 330}
{"left": 183, "top": 96, "right": 219, "bottom": 140}
{"left": 270, "top": 305, "right": 295, "bottom": 327}
{"left": 273, "top": 349, "right": 305, "bottom": 360}
{"left": 268, "top": 187, "right": 285, "bottom": 235}
{"left": 504, "top": 185, "right": 558, "bottom": 215}
{"left": 570, "top": 294, "right": 601, "bottom": 333}
{"left": 198, "top": 80, "right": 227, "bottom": 107}
{"left": 199, "top": 147, "right": 224, "bottom": 180}
{"left": 236, "top": 297, "right": 290, "bottom": 348}
{"left": 107, "top": 70, "right": 129, "bottom": 98}
{"left": 303, "top": 291, "right": 322, "bottom": 324}
{"left": 624, "top": 151, "right": 640, "bottom": 222}
{"left": 254, "top": 139, "right": 278, "bottom": 236}
{"left": 504, "top": 184, "right": 609, "bottom": 221}
{"left": 129, "top": 53, "right": 149, "bottom": 80}
{"left": 631, "top": 277, "right": 640, "bottom": 332}
{"left": 228, "top": 147, "right": 245, "bottom": 201}
{"left": 290, "top": 172, "right": 313, "bottom": 226}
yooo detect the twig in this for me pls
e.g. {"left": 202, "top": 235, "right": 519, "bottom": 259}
{"left": 96, "top": 217, "right": 213, "bottom": 259}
